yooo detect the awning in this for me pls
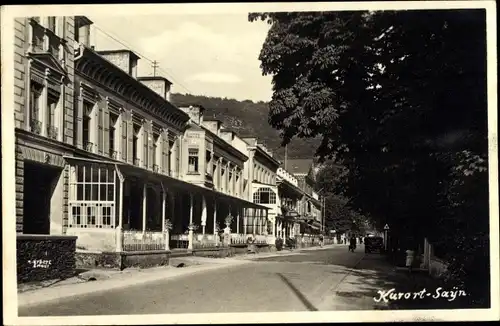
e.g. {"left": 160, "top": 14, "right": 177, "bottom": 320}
{"left": 116, "top": 163, "right": 268, "bottom": 210}
{"left": 64, "top": 155, "right": 268, "bottom": 210}
{"left": 311, "top": 220, "right": 322, "bottom": 229}
{"left": 309, "top": 224, "right": 320, "bottom": 230}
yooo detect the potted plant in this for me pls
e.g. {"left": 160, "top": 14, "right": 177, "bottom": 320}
{"left": 224, "top": 214, "right": 233, "bottom": 234}
{"left": 164, "top": 219, "right": 173, "bottom": 232}
{"left": 275, "top": 237, "right": 284, "bottom": 251}
{"left": 164, "top": 219, "right": 173, "bottom": 250}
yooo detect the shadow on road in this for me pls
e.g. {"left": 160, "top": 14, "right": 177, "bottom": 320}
{"left": 276, "top": 273, "right": 318, "bottom": 311}
{"left": 334, "top": 254, "right": 480, "bottom": 310}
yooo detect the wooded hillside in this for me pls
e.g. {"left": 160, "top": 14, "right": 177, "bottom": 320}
{"left": 170, "top": 93, "right": 321, "bottom": 161}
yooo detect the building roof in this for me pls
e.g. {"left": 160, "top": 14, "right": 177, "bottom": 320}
{"left": 285, "top": 159, "right": 313, "bottom": 175}
{"left": 97, "top": 49, "right": 141, "bottom": 62}
{"left": 137, "top": 76, "right": 173, "bottom": 86}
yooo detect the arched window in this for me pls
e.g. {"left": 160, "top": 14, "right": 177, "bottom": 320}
{"left": 253, "top": 187, "right": 277, "bottom": 204}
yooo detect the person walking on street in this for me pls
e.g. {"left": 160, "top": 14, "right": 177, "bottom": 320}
{"left": 349, "top": 235, "right": 357, "bottom": 252}
{"left": 319, "top": 234, "right": 324, "bottom": 247}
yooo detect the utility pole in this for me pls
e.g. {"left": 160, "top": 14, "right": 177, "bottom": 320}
{"left": 152, "top": 60, "right": 159, "bottom": 77}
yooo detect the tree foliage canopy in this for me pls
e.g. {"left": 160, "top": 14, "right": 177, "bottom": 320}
{"left": 250, "top": 9, "right": 489, "bottom": 307}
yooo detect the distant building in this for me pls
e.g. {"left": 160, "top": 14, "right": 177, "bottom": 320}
{"left": 286, "top": 159, "right": 323, "bottom": 235}
{"left": 241, "top": 137, "right": 281, "bottom": 240}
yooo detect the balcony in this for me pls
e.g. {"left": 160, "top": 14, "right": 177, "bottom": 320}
{"left": 47, "top": 125, "right": 58, "bottom": 140}
{"left": 84, "top": 141, "right": 94, "bottom": 152}
{"left": 110, "top": 150, "right": 118, "bottom": 160}
{"left": 30, "top": 119, "right": 42, "bottom": 135}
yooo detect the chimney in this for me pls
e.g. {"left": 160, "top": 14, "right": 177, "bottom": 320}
{"left": 220, "top": 129, "right": 235, "bottom": 144}
{"left": 138, "top": 76, "right": 172, "bottom": 101}
{"left": 242, "top": 137, "right": 257, "bottom": 147}
{"left": 201, "top": 120, "right": 223, "bottom": 136}
{"left": 75, "top": 16, "right": 94, "bottom": 47}
{"left": 179, "top": 105, "right": 205, "bottom": 125}
{"left": 98, "top": 50, "right": 140, "bottom": 78}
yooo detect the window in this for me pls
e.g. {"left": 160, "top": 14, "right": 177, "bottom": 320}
{"left": 109, "top": 113, "right": 118, "bottom": 158}
{"left": 133, "top": 124, "right": 140, "bottom": 165}
{"left": 83, "top": 101, "right": 93, "bottom": 151}
{"left": 143, "top": 132, "right": 148, "bottom": 168}
{"left": 206, "top": 151, "right": 212, "bottom": 175}
{"left": 47, "top": 92, "right": 59, "bottom": 139}
{"left": 152, "top": 133, "right": 159, "bottom": 171}
{"left": 253, "top": 187, "right": 277, "bottom": 204}
{"left": 188, "top": 148, "right": 199, "bottom": 173}
{"left": 29, "top": 82, "right": 43, "bottom": 134}
{"left": 121, "top": 121, "right": 127, "bottom": 160}
{"left": 74, "top": 24, "right": 79, "bottom": 44}
{"left": 221, "top": 165, "right": 226, "bottom": 191}
{"left": 47, "top": 17, "right": 56, "bottom": 33}
{"left": 69, "top": 164, "right": 116, "bottom": 229}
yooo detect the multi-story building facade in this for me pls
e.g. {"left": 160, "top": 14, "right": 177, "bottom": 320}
{"left": 287, "top": 159, "right": 323, "bottom": 235}
{"left": 14, "top": 16, "right": 80, "bottom": 236}
{"left": 276, "top": 167, "right": 303, "bottom": 239}
{"left": 14, "top": 15, "right": 268, "bottom": 255}
{"left": 242, "top": 138, "right": 281, "bottom": 241}
{"left": 176, "top": 105, "right": 268, "bottom": 244}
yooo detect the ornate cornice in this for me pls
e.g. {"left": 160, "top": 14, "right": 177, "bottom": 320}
{"left": 75, "top": 45, "right": 190, "bottom": 132}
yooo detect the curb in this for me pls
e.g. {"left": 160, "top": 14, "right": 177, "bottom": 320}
{"left": 18, "top": 244, "right": 342, "bottom": 308}
{"left": 18, "top": 260, "right": 252, "bottom": 308}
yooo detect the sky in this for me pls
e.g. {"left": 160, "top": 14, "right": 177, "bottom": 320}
{"left": 89, "top": 14, "right": 273, "bottom": 102}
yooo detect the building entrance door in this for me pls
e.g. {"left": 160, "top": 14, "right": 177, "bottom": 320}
{"left": 23, "top": 162, "right": 61, "bottom": 234}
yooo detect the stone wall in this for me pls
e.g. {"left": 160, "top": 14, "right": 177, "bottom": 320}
{"left": 17, "top": 234, "right": 78, "bottom": 283}
{"left": 75, "top": 251, "right": 171, "bottom": 270}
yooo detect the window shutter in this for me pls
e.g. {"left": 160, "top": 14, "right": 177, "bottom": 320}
{"left": 148, "top": 122, "right": 154, "bottom": 170}
{"left": 94, "top": 103, "right": 102, "bottom": 154}
{"left": 175, "top": 138, "right": 180, "bottom": 178}
{"left": 161, "top": 130, "right": 169, "bottom": 174}
{"left": 121, "top": 114, "right": 127, "bottom": 161}
{"left": 142, "top": 126, "right": 147, "bottom": 168}
{"left": 103, "top": 105, "right": 110, "bottom": 157}
{"left": 126, "top": 112, "right": 133, "bottom": 164}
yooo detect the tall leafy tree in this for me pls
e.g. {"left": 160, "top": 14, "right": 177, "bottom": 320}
{"left": 250, "top": 9, "right": 489, "bottom": 307}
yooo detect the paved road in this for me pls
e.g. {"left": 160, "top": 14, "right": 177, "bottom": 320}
{"left": 19, "top": 245, "right": 366, "bottom": 316}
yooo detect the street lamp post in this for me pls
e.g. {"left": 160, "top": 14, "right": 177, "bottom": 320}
{"left": 316, "top": 187, "right": 325, "bottom": 235}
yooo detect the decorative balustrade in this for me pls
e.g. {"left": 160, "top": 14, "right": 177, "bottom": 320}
{"left": 230, "top": 233, "right": 269, "bottom": 245}
{"left": 230, "top": 233, "right": 247, "bottom": 244}
{"left": 47, "top": 125, "right": 58, "bottom": 140}
{"left": 254, "top": 235, "right": 268, "bottom": 244}
{"left": 30, "top": 119, "right": 42, "bottom": 135}
{"left": 170, "top": 234, "right": 189, "bottom": 249}
{"left": 122, "top": 230, "right": 165, "bottom": 251}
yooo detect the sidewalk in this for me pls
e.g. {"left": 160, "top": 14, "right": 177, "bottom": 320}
{"left": 18, "top": 259, "right": 252, "bottom": 308}
{"left": 18, "top": 244, "right": 336, "bottom": 308}
{"left": 318, "top": 253, "right": 468, "bottom": 311}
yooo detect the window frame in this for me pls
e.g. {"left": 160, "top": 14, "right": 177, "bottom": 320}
{"left": 68, "top": 163, "right": 116, "bottom": 229}
{"left": 188, "top": 148, "right": 199, "bottom": 173}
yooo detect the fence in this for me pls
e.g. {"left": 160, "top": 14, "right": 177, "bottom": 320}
{"left": 170, "top": 234, "right": 189, "bottom": 249}
{"left": 123, "top": 231, "right": 165, "bottom": 251}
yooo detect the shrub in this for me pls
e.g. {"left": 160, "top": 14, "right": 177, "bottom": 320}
{"left": 275, "top": 238, "right": 284, "bottom": 251}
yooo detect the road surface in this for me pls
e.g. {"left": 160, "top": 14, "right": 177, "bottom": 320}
{"left": 19, "top": 245, "right": 369, "bottom": 316}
